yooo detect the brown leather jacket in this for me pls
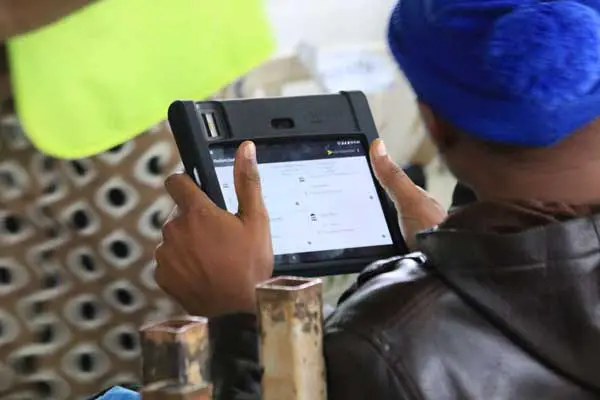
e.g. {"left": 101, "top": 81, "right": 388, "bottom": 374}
{"left": 209, "top": 201, "right": 600, "bottom": 399}
{"left": 0, "top": 0, "right": 93, "bottom": 105}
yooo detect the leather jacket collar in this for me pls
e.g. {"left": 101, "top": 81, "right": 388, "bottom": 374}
{"left": 418, "top": 201, "right": 600, "bottom": 392}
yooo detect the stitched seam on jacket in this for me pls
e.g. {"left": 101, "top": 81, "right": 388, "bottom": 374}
{"left": 332, "top": 327, "right": 423, "bottom": 400}
{"left": 327, "top": 283, "right": 447, "bottom": 399}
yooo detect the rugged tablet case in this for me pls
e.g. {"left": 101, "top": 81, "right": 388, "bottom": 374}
{"left": 168, "top": 91, "right": 407, "bottom": 276}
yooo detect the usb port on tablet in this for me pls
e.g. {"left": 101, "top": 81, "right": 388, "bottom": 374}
{"left": 201, "top": 112, "right": 219, "bottom": 138}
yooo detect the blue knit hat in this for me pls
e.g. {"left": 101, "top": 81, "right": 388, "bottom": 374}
{"left": 388, "top": 0, "right": 600, "bottom": 146}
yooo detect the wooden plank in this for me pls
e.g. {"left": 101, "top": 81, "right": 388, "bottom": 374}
{"left": 256, "top": 277, "right": 327, "bottom": 400}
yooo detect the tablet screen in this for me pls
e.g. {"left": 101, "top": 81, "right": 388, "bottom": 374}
{"left": 210, "top": 138, "right": 395, "bottom": 265}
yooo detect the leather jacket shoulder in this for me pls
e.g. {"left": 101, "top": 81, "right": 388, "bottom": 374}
{"left": 323, "top": 254, "right": 596, "bottom": 400}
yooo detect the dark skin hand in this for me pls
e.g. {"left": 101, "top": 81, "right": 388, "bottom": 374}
{"left": 371, "top": 139, "right": 447, "bottom": 249}
{"left": 155, "top": 140, "right": 446, "bottom": 317}
{"left": 155, "top": 141, "right": 273, "bottom": 317}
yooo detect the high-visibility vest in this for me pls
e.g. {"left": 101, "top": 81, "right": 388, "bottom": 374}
{"left": 8, "top": 0, "right": 274, "bottom": 159}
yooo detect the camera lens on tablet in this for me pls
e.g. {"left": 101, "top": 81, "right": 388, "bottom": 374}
{"left": 271, "top": 118, "right": 295, "bottom": 130}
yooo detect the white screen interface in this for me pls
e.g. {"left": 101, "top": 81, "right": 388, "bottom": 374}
{"left": 210, "top": 139, "right": 393, "bottom": 257}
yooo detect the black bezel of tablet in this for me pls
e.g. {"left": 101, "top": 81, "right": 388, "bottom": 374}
{"left": 168, "top": 91, "right": 407, "bottom": 276}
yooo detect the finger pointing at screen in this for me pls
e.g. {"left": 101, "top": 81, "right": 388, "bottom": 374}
{"left": 234, "top": 141, "right": 269, "bottom": 228}
{"left": 156, "top": 141, "right": 274, "bottom": 318}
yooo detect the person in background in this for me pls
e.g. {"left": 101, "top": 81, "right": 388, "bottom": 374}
{"left": 0, "top": 3, "right": 182, "bottom": 398}
{"left": 155, "top": 0, "right": 600, "bottom": 398}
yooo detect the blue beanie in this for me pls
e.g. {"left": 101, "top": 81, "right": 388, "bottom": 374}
{"left": 388, "top": 0, "right": 600, "bottom": 146}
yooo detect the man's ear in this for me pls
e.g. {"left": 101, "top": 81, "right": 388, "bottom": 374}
{"left": 417, "top": 102, "right": 455, "bottom": 150}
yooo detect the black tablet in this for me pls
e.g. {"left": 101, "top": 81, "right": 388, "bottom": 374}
{"left": 168, "top": 92, "right": 407, "bottom": 276}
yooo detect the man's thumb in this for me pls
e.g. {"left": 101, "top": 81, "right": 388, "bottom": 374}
{"left": 234, "top": 141, "right": 268, "bottom": 222}
{"left": 370, "top": 139, "right": 423, "bottom": 207}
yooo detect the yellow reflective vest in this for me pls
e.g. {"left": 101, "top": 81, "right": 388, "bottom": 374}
{"left": 8, "top": 0, "right": 274, "bottom": 159}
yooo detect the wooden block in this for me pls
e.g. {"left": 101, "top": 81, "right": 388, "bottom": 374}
{"left": 256, "top": 277, "right": 327, "bottom": 400}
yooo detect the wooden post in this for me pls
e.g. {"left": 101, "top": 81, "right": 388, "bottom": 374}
{"left": 256, "top": 277, "right": 327, "bottom": 400}
{"left": 139, "top": 316, "right": 212, "bottom": 400}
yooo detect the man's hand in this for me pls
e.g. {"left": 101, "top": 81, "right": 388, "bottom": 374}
{"left": 370, "top": 139, "right": 447, "bottom": 249}
{"left": 155, "top": 141, "right": 273, "bottom": 318}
